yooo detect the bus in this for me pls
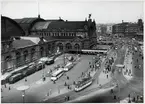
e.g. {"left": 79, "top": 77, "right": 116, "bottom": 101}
{"left": 1, "top": 73, "right": 12, "bottom": 85}
{"left": 74, "top": 76, "right": 93, "bottom": 92}
{"left": 63, "top": 62, "right": 74, "bottom": 71}
{"left": 12, "top": 65, "right": 29, "bottom": 75}
{"left": 50, "top": 69, "right": 64, "bottom": 81}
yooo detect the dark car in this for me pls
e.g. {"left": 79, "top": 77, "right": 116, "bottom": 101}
{"left": 9, "top": 73, "right": 23, "bottom": 84}
{"left": 46, "top": 58, "right": 54, "bottom": 65}
{"left": 26, "top": 63, "right": 36, "bottom": 76}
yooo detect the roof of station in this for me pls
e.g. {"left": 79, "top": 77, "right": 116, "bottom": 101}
{"left": 31, "top": 20, "right": 88, "bottom": 31}
{"left": 1, "top": 16, "right": 25, "bottom": 41}
{"left": 14, "top": 17, "right": 45, "bottom": 31}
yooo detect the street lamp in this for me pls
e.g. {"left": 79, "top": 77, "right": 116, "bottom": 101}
{"left": 63, "top": 46, "right": 65, "bottom": 66}
{"left": 39, "top": 61, "right": 45, "bottom": 81}
{"left": 115, "top": 64, "right": 125, "bottom": 102}
{"left": 17, "top": 85, "right": 29, "bottom": 103}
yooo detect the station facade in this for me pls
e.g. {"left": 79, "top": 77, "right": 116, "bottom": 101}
{"left": 1, "top": 15, "right": 96, "bottom": 74}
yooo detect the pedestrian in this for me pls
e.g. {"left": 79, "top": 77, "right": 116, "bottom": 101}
{"left": 133, "top": 97, "right": 136, "bottom": 102}
{"left": 65, "top": 96, "right": 67, "bottom": 101}
{"left": 67, "top": 96, "right": 70, "bottom": 101}
{"left": 47, "top": 92, "right": 49, "bottom": 96}
{"left": 4, "top": 84, "right": 6, "bottom": 88}
{"left": 99, "top": 84, "right": 102, "bottom": 88}
{"left": 43, "top": 77, "right": 46, "bottom": 81}
{"left": 50, "top": 69, "right": 52, "bottom": 73}
{"left": 67, "top": 76, "right": 69, "bottom": 80}
{"left": 53, "top": 81, "right": 55, "bottom": 84}
{"left": 128, "top": 94, "right": 130, "bottom": 98}
{"left": 73, "top": 81, "right": 76, "bottom": 85}
{"left": 114, "top": 95, "right": 116, "bottom": 99}
{"left": 111, "top": 89, "right": 113, "bottom": 94}
{"left": 25, "top": 78, "right": 27, "bottom": 82}
{"left": 107, "top": 75, "right": 108, "bottom": 79}
{"left": 68, "top": 85, "right": 70, "bottom": 89}
{"left": 64, "top": 82, "right": 67, "bottom": 86}
{"left": 9, "top": 86, "right": 11, "bottom": 90}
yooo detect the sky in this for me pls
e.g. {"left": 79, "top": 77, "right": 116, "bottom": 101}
{"left": 1, "top": 0, "right": 144, "bottom": 23}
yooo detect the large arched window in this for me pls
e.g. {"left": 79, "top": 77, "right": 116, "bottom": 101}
{"left": 23, "top": 50, "right": 29, "bottom": 64}
{"left": 16, "top": 52, "right": 21, "bottom": 67}
{"left": 31, "top": 48, "right": 35, "bottom": 61}
{"left": 65, "top": 43, "right": 72, "bottom": 50}
{"left": 40, "top": 47, "right": 44, "bottom": 57}
{"left": 47, "top": 44, "right": 51, "bottom": 54}
{"left": 57, "top": 43, "right": 63, "bottom": 52}
{"left": 74, "top": 44, "right": 80, "bottom": 51}
{"left": 5, "top": 55, "right": 13, "bottom": 71}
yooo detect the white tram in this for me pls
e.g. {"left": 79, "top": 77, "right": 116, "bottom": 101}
{"left": 74, "top": 76, "right": 93, "bottom": 92}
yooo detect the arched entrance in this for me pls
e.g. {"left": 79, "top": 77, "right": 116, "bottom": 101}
{"left": 74, "top": 43, "right": 80, "bottom": 51}
{"left": 65, "top": 43, "right": 72, "bottom": 51}
{"left": 16, "top": 52, "right": 21, "bottom": 67}
{"left": 40, "top": 47, "right": 44, "bottom": 57}
{"left": 56, "top": 43, "right": 64, "bottom": 52}
{"left": 47, "top": 44, "right": 51, "bottom": 54}
{"left": 23, "top": 50, "right": 29, "bottom": 64}
{"left": 31, "top": 48, "right": 35, "bottom": 61}
{"left": 5, "top": 56, "right": 13, "bottom": 71}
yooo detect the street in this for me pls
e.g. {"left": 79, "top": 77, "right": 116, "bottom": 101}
{"left": 1, "top": 39, "right": 143, "bottom": 103}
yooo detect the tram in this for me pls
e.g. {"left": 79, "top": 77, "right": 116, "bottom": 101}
{"left": 74, "top": 76, "right": 93, "bottom": 92}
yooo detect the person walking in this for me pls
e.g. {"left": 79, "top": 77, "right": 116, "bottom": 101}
{"left": 111, "top": 89, "right": 113, "bottom": 94}
{"left": 25, "top": 78, "right": 27, "bottom": 82}
{"left": 9, "top": 86, "right": 11, "bottom": 90}
{"left": 114, "top": 95, "right": 116, "bottom": 100}
{"left": 65, "top": 96, "right": 67, "bottom": 101}
{"left": 67, "top": 76, "right": 69, "bottom": 80}
{"left": 4, "top": 84, "right": 6, "bottom": 88}
{"left": 64, "top": 82, "right": 67, "bottom": 86}
{"left": 68, "top": 85, "right": 70, "bottom": 89}
{"left": 67, "top": 96, "right": 70, "bottom": 101}
{"left": 73, "top": 81, "right": 76, "bottom": 85}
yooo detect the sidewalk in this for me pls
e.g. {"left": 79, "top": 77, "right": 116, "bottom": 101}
{"left": 123, "top": 47, "right": 133, "bottom": 81}
{"left": 43, "top": 85, "right": 71, "bottom": 101}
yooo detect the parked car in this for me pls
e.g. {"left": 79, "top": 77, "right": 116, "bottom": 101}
{"left": 36, "top": 61, "right": 45, "bottom": 71}
{"left": 26, "top": 63, "right": 36, "bottom": 76}
{"left": 9, "top": 73, "right": 23, "bottom": 84}
{"left": 47, "top": 58, "right": 54, "bottom": 65}
{"left": 39, "top": 57, "right": 54, "bottom": 65}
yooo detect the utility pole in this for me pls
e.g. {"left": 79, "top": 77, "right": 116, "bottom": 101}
{"left": 63, "top": 45, "right": 65, "bottom": 66}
